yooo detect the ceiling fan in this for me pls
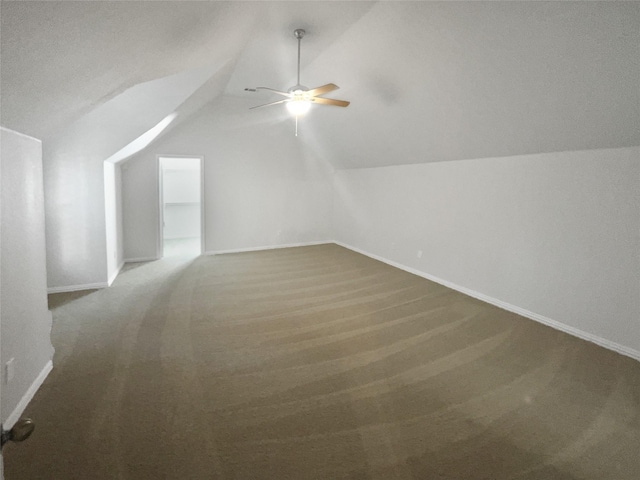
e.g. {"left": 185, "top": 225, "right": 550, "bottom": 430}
{"left": 245, "top": 28, "right": 350, "bottom": 134}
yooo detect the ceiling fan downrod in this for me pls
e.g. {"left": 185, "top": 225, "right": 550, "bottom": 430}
{"left": 294, "top": 29, "right": 305, "bottom": 87}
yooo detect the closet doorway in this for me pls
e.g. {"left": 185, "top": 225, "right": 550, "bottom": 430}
{"left": 158, "top": 156, "right": 204, "bottom": 257}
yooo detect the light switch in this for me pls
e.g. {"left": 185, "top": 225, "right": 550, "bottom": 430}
{"left": 5, "top": 358, "right": 15, "bottom": 384}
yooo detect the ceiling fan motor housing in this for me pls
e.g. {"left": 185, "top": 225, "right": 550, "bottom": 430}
{"left": 289, "top": 84, "right": 309, "bottom": 93}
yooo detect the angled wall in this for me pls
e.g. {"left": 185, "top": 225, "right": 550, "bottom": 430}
{"left": 104, "top": 162, "right": 124, "bottom": 285}
{"left": 333, "top": 147, "right": 640, "bottom": 359}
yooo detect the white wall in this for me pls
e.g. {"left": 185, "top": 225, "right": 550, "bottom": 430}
{"left": 163, "top": 205, "right": 201, "bottom": 240}
{"left": 115, "top": 165, "right": 124, "bottom": 272}
{"left": 43, "top": 140, "right": 109, "bottom": 291}
{"left": 122, "top": 158, "right": 161, "bottom": 261}
{"left": 104, "top": 162, "right": 124, "bottom": 285}
{"left": 333, "top": 147, "right": 640, "bottom": 358}
{"left": 0, "top": 128, "right": 55, "bottom": 429}
{"left": 162, "top": 167, "right": 201, "bottom": 204}
{"left": 123, "top": 96, "right": 334, "bottom": 259}
{"left": 162, "top": 166, "right": 201, "bottom": 240}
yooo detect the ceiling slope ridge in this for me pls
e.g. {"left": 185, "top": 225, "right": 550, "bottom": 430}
{"left": 45, "top": 60, "right": 232, "bottom": 170}
{"left": 114, "top": 59, "right": 239, "bottom": 165}
{"left": 331, "top": 145, "right": 640, "bottom": 172}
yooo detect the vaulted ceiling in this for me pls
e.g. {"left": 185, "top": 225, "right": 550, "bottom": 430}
{"left": 2, "top": 1, "right": 638, "bottom": 169}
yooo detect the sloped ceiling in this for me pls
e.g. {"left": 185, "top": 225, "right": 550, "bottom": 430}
{"left": 302, "top": 1, "right": 640, "bottom": 168}
{"left": 2, "top": 1, "right": 638, "bottom": 169}
{"left": 1, "top": 1, "right": 375, "bottom": 149}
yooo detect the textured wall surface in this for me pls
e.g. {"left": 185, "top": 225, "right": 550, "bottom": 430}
{"left": 0, "top": 128, "right": 54, "bottom": 427}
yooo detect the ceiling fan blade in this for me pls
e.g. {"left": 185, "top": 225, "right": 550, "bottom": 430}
{"left": 249, "top": 99, "right": 289, "bottom": 110}
{"left": 311, "top": 97, "right": 350, "bottom": 107}
{"left": 254, "top": 87, "right": 292, "bottom": 97}
{"left": 306, "top": 83, "right": 339, "bottom": 97}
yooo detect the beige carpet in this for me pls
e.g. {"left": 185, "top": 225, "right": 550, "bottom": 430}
{"left": 5, "top": 244, "right": 640, "bottom": 479}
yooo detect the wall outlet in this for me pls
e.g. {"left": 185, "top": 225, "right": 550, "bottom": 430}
{"left": 417, "top": 250, "right": 423, "bottom": 259}
{"left": 5, "top": 357, "right": 15, "bottom": 384}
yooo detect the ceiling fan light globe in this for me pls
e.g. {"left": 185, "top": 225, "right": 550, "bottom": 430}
{"left": 286, "top": 100, "right": 311, "bottom": 116}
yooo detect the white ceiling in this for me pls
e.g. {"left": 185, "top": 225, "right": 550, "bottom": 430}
{"left": 2, "top": 1, "right": 638, "bottom": 169}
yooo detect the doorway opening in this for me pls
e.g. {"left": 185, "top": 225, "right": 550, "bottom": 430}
{"left": 158, "top": 156, "right": 204, "bottom": 258}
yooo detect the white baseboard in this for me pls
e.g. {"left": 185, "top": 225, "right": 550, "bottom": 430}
{"left": 3, "top": 360, "right": 53, "bottom": 430}
{"left": 107, "top": 261, "right": 125, "bottom": 286}
{"left": 47, "top": 282, "right": 108, "bottom": 294}
{"left": 48, "top": 263, "right": 125, "bottom": 292}
{"left": 205, "top": 240, "right": 331, "bottom": 256}
{"left": 334, "top": 241, "right": 640, "bottom": 363}
{"left": 124, "top": 256, "right": 159, "bottom": 263}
